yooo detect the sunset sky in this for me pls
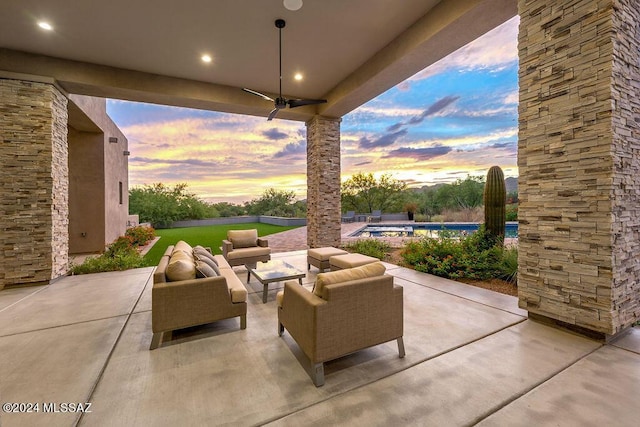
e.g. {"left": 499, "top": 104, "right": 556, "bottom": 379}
{"left": 106, "top": 17, "right": 519, "bottom": 205}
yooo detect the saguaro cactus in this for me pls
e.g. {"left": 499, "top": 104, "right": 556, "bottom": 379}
{"left": 483, "top": 166, "right": 506, "bottom": 242}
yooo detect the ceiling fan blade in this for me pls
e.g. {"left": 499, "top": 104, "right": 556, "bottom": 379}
{"left": 267, "top": 107, "right": 280, "bottom": 121}
{"left": 288, "top": 99, "right": 328, "bottom": 108}
{"left": 243, "top": 88, "right": 274, "bottom": 102}
{"left": 246, "top": 20, "right": 324, "bottom": 121}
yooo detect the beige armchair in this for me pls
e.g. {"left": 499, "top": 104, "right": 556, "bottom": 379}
{"left": 222, "top": 229, "right": 271, "bottom": 267}
{"left": 277, "top": 262, "right": 404, "bottom": 386}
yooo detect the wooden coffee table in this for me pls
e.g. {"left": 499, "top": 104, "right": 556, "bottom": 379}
{"left": 246, "top": 259, "right": 305, "bottom": 303}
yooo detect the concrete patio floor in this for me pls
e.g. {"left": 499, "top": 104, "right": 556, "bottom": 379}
{"left": 1, "top": 251, "right": 639, "bottom": 426}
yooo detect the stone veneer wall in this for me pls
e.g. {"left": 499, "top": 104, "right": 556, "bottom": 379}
{"left": 610, "top": 1, "right": 640, "bottom": 331}
{"left": 0, "top": 79, "right": 69, "bottom": 289}
{"left": 306, "top": 116, "right": 341, "bottom": 248}
{"left": 518, "top": 0, "right": 639, "bottom": 336}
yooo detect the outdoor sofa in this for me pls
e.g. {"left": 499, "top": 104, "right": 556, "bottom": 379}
{"left": 276, "top": 262, "right": 405, "bottom": 386}
{"left": 150, "top": 241, "right": 247, "bottom": 349}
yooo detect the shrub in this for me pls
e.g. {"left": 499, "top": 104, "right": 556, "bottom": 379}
{"left": 129, "top": 183, "right": 220, "bottom": 228}
{"left": 343, "top": 239, "right": 391, "bottom": 260}
{"left": 125, "top": 225, "right": 156, "bottom": 246}
{"left": 439, "top": 207, "right": 484, "bottom": 222}
{"left": 498, "top": 246, "right": 518, "bottom": 284}
{"left": 70, "top": 251, "right": 146, "bottom": 275}
{"left": 105, "top": 235, "right": 136, "bottom": 257}
{"left": 506, "top": 203, "right": 518, "bottom": 221}
{"left": 403, "top": 202, "right": 418, "bottom": 213}
{"left": 413, "top": 213, "right": 430, "bottom": 222}
{"left": 71, "top": 235, "right": 146, "bottom": 275}
{"left": 401, "top": 226, "right": 516, "bottom": 282}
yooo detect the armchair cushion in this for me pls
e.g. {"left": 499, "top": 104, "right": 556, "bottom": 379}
{"left": 226, "top": 246, "right": 271, "bottom": 260}
{"left": 313, "top": 261, "right": 386, "bottom": 297}
{"left": 228, "top": 229, "right": 258, "bottom": 248}
{"left": 166, "top": 250, "right": 196, "bottom": 281}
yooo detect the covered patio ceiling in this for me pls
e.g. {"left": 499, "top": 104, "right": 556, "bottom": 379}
{"left": 0, "top": 0, "right": 516, "bottom": 121}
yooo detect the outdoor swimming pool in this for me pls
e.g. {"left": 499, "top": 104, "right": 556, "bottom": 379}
{"left": 350, "top": 222, "right": 519, "bottom": 239}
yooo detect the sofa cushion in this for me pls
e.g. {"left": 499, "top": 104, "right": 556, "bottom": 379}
{"left": 173, "top": 240, "right": 194, "bottom": 260}
{"left": 195, "top": 260, "right": 217, "bottom": 278}
{"left": 313, "top": 261, "right": 386, "bottom": 297}
{"left": 166, "top": 250, "right": 196, "bottom": 281}
{"left": 218, "top": 268, "right": 248, "bottom": 303}
{"left": 228, "top": 229, "right": 258, "bottom": 248}
{"left": 213, "top": 254, "right": 232, "bottom": 269}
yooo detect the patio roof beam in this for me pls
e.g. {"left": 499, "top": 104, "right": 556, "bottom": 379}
{"left": 0, "top": 49, "right": 319, "bottom": 122}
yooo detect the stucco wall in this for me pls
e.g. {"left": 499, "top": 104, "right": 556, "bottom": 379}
{"left": 68, "top": 127, "right": 105, "bottom": 253}
{"left": 68, "top": 95, "right": 128, "bottom": 253}
{"left": 102, "top": 113, "right": 129, "bottom": 245}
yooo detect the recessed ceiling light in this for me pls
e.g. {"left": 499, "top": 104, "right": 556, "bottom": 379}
{"left": 284, "top": 0, "right": 303, "bottom": 11}
{"left": 294, "top": 73, "right": 303, "bottom": 81}
{"left": 201, "top": 54, "right": 212, "bottom": 63}
{"left": 38, "top": 21, "right": 53, "bottom": 31}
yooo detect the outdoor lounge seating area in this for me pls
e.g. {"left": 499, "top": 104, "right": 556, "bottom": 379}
{"left": 1, "top": 248, "right": 639, "bottom": 425}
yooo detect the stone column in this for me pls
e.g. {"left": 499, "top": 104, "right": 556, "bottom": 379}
{"left": 306, "top": 115, "right": 342, "bottom": 248}
{"left": 518, "top": 0, "right": 640, "bottom": 338}
{"left": 0, "top": 79, "right": 69, "bottom": 289}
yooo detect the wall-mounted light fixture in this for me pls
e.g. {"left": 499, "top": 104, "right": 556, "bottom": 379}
{"left": 109, "top": 137, "right": 118, "bottom": 143}
{"left": 123, "top": 150, "right": 130, "bottom": 156}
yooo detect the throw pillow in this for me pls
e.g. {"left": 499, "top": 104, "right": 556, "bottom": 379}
{"left": 227, "top": 229, "right": 258, "bottom": 248}
{"left": 166, "top": 251, "right": 196, "bottom": 281}
{"left": 195, "top": 260, "right": 217, "bottom": 278}
{"left": 193, "top": 247, "right": 218, "bottom": 264}
{"left": 313, "top": 262, "right": 386, "bottom": 297}
{"left": 196, "top": 255, "right": 221, "bottom": 276}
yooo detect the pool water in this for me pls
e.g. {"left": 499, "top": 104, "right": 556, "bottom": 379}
{"left": 351, "top": 223, "right": 519, "bottom": 239}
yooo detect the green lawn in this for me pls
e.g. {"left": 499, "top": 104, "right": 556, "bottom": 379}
{"left": 143, "top": 223, "right": 300, "bottom": 266}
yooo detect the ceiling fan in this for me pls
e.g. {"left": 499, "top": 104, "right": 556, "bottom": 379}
{"left": 243, "top": 19, "right": 326, "bottom": 121}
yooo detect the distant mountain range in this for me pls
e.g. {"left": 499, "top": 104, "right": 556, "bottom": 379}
{"left": 417, "top": 177, "right": 518, "bottom": 193}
